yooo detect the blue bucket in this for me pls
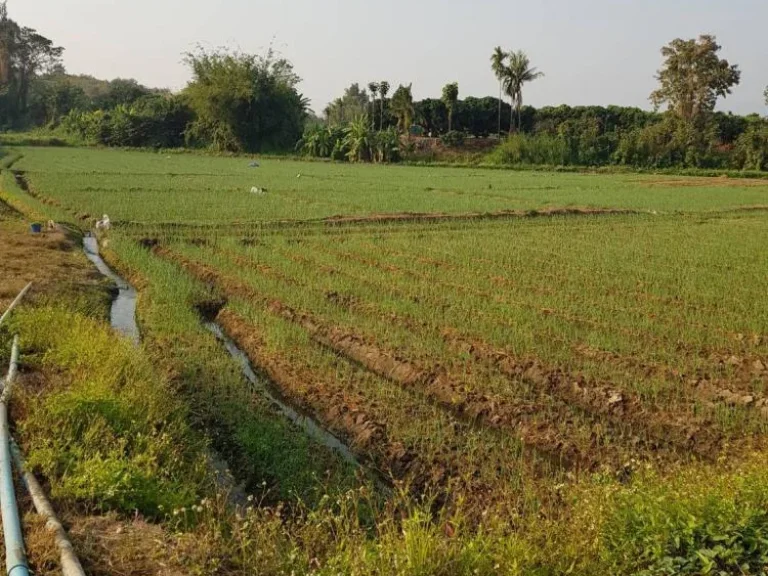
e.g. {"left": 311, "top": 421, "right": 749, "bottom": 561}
{"left": 30, "top": 223, "right": 42, "bottom": 234}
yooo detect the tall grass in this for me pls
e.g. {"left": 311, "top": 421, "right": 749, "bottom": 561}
{"left": 5, "top": 306, "right": 208, "bottom": 517}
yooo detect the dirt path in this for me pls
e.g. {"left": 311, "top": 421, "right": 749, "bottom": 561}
{"left": 0, "top": 209, "right": 107, "bottom": 312}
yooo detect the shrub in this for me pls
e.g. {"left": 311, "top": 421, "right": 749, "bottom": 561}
{"left": 440, "top": 130, "right": 466, "bottom": 148}
{"left": 734, "top": 123, "right": 768, "bottom": 170}
{"left": 486, "top": 133, "right": 567, "bottom": 166}
{"left": 60, "top": 95, "right": 192, "bottom": 148}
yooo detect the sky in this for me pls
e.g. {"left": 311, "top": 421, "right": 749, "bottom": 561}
{"left": 12, "top": 0, "right": 768, "bottom": 116}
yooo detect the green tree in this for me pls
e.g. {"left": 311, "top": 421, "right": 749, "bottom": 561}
{"left": 378, "top": 80, "right": 390, "bottom": 130}
{"left": 323, "top": 83, "right": 370, "bottom": 126}
{"left": 28, "top": 74, "right": 87, "bottom": 125}
{"left": 390, "top": 84, "right": 414, "bottom": 134}
{"left": 764, "top": 85, "right": 768, "bottom": 107}
{"left": 441, "top": 82, "right": 459, "bottom": 132}
{"left": 0, "top": 2, "right": 63, "bottom": 127}
{"left": 95, "top": 78, "right": 151, "bottom": 109}
{"left": 650, "top": 35, "right": 740, "bottom": 124}
{"left": 501, "top": 50, "right": 544, "bottom": 133}
{"left": 490, "top": 46, "right": 507, "bottom": 136}
{"left": 367, "top": 81, "right": 379, "bottom": 128}
{"left": 183, "top": 47, "right": 307, "bottom": 152}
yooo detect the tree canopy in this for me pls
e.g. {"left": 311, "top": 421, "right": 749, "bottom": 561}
{"left": 390, "top": 84, "right": 414, "bottom": 133}
{"left": 0, "top": 1, "right": 63, "bottom": 127}
{"left": 324, "top": 83, "right": 369, "bottom": 125}
{"left": 650, "top": 35, "right": 740, "bottom": 123}
{"left": 183, "top": 47, "right": 307, "bottom": 152}
{"left": 441, "top": 82, "right": 459, "bottom": 132}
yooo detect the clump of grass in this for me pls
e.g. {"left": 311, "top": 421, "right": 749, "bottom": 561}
{"left": 8, "top": 305, "right": 209, "bottom": 517}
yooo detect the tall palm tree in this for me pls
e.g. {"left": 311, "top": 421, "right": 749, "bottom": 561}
{"left": 490, "top": 46, "right": 507, "bottom": 137}
{"left": 378, "top": 81, "right": 390, "bottom": 130}
{"left": 441, "top": 82, "right": 459, "bottom": 132}
{"left": 367, "top": 82, "right": 379, "bottom": 129}
{"left": 502, "top": 51, "right": 544, "bottom": 133}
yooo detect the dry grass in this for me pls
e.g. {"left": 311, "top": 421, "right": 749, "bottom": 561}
{"left": 0, "top": 217, "right": 107, "bottom": 312}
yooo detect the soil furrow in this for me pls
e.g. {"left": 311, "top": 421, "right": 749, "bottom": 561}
{"left": 441, "top": 328, "right": 728, "bottom": 458}
{"left": 154, "top": 245, "right": 609, "bottom": 470}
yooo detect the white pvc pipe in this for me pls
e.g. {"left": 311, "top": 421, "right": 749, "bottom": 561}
{"left": 0, "top": 336, "right": 28, "bottom": 576}
{"left": 10, "top": 440, "right": 85, "bottom": 576}
{"left": 0, "top": 284, "right": 31, "bottom": 330}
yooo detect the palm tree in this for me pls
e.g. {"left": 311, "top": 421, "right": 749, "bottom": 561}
{"left": 367, "top": 82, "right": 379, "bottom": 129}
{"left": 441, "top": 82, "right": 459, "bottom": 132}
{"left": 502, "top": 51, "right": 544, "bottom": 133}
{"left": 490, "top": 47, "right": 507, "bottom": 137}
{"left": 378, "top": 81, "right": 390, "bottom": 130}
{"left": 390, "top": 84, "right": 414, "bottom": 135}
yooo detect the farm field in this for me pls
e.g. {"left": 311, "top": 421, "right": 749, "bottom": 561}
{"left": 4, "top": 146, "right": 768, "bottom": 573}
{"left": 10, "top": 146, "right": 768, "bottom": 225}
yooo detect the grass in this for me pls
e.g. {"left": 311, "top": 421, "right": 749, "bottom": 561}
{"left": 5, "top": 144, "right": 768, "bottom": 574}
{"left": 8, "top": 146, "right": 768, "bottom": 225}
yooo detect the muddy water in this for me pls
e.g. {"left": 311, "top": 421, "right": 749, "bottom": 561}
{"left": 83, "top": 236, "right": 140, "bottom": 345}
{"left": 204, "top": 322, "right": 362, "bottom": 468}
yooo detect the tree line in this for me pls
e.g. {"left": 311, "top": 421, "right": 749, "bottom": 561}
{"left": 1, "top": 2, "right": 766, "bottom": 170}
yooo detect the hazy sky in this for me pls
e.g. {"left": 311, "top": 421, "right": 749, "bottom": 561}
{"left": 12, "top": 0, "right": 768, "bottom": 115}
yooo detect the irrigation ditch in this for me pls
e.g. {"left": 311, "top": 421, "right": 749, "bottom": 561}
{"left": 81, "top": 233, "right": 372, "bottom": 484}
{"left": 83, "top": 235, "right": 139, "bottom": 345}
{"left": 4, "top": 160, "right": 377, "bottom": 497}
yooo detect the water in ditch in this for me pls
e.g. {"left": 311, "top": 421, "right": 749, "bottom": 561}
{"left": 204, "top": 321, "right": 363, "bottom": 469}
{"left": 83, "top": 235, "right": 139, "bottom": 345}
{"left": 82, "top": 235, "right": 366, "bottom": 476}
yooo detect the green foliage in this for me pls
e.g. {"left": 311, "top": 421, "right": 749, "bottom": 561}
{"left": 484, "top": 112, "right": 767, "bottom": 170}
{"left": 440, "top": 129, "right": 465, "bottom": 148}
{"left": 486, "top": 132, "right": 568, "bottom": 165}
{"left": 588, "top": 461, "right": 768, "bottom": 575}
{"left": 378, "top": 80, "right": 390, "bottom": 131}
{"left": 650, "top": 35, "right": 740, "bottom": 122}
{"left": 183, "top": 47, "right": 307, "bottom": 152}
{"left": 298, "top": 120, "right": 401, "bottom": 163}
{"left": 0, "top": 2, "right": 63, "bottom": 128}
{"left": 61, "top": 94, "right": 191, "bottom": 148}
{"left": 8, "top": 306, "right": 207, "bottom": 517}
{"left": 297, "top": 124, "right": 344, "bottom": 158}
{"left": 441, "top": 82, "right": 459, "bottom": 132}
{"left": 344, "top": 116, "right": 374, "bottom": 162}
{"left": 494, "top": 50, "right": 544, "bottom": 132}
{"left": 734, "top": 122, "right": 768, "bottom": 170}
{"left": 615, "top": 116, "right": 725, "bottom": 169}
{"left": 27, "top": 74, "right": 88, "bottom": 126}
{"left": 390, "top": 84, "right": 414, "bottom": 134}
{"left": 324, "top": 83, "right": 370, "bottom": 126}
